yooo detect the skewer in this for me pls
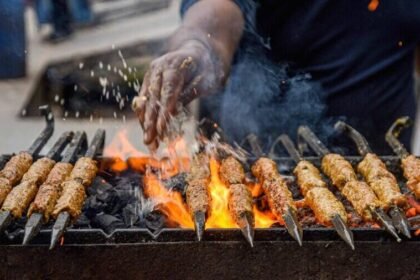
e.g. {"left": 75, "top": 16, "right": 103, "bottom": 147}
{"left": 219, "top": 157, "right": 255, "bottom": 247}
{"left": 335, "top": 121, "right": 411, "bottom": 239}
{"left": 23, "top": 132, "right": 88, "bottom": 245}
{"left": 186, "top": 153, "right": 211, "bottom": 242}
{"left": 385, "top": 117, "right": 420, "bottom": 200}
{"left": 0, "top": 105, "right": 54, "bottom": 207}
{"left": 297, "top": 125, "right": 401, "bottom": 241}
{"left": 278, "top": 134, "right": 355, "bottom": 249}
{"left": 0, "top": 131, "right": 73, "bottom": 233}
{"left": 50, "top": 129, "right": 105, "bottom": 249}
{"left": 251, "top": 158, "right": 303, "bottom": 246}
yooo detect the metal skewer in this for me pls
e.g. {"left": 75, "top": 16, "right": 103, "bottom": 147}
{"left": 193, "top": 211, "right": 206, "bottom": 242}
{"left": 335, "top": 121, "right": 411, "bottom": 239}
{"left": 385, "top": 117, "right": 411, "bottom": 159}
{"left": 23, "top": 131, "right": 88, "bottom": 245}
{"left": 0, "top": 131, "right": 73, "bottom": 233}
{"left": 297, "top": 125, "right": 401, "bottom": 241}
{"left": 50, "top": 129, "right": 105, "bottom": 250}
{"left": 238, "top": 212, "right": 255, "bottom": 247}
{"left": 277, "top": 134, "right": 355, "bottom": 249}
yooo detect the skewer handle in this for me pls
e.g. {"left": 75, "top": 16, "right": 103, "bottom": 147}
{"left": 385, "top": 117, "right": 411, "bottom": 158}
{"left": 276, "top": 134, "right": 303, "bottom": 163}
{"left": 297, "top": 126, "right": 330, "bottom": 157}
{"left": 85, "top": 129, "right": 106, "bottom": 158}
{"left": 334, "top": 121, "right": 372, "bottom": 156}
{"left": 27, "top": 106, "right": 55, "bottom": 156}
{"left": 61, "top": 132, "right": 88, "bottom": 164}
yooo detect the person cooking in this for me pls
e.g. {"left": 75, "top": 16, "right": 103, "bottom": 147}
{"left": 133, "top": 0, "right": 420, "bottom": 153}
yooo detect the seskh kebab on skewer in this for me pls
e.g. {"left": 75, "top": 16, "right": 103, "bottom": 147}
{"left": 185, "top": 153, "right": 212, "bottom": 241}
{"left": 0, "top": 131, "right": 73, "bottom": 232}
{"left": 23, "top": 132, "right": 88, "bottom": 245}
{"left": 335, "top": 121, "right": 411, "bottom": 239}
{"left": 386, "top": 117, "right": 420, "bottom": 200}
{"left": 219, "top": 156, "right": 255, "bottom": 247}
{"left": 251, "top": 158, "right": 303, "bottom": 245}
{"left": 278, "top": 135, "right": 355, "bottom": 249}
{"left": 50, "top": 129, "right": 105, "bottom": 249}
{"left": 297, "top": 125, "right": 402, "bottom": 241}
{"left": 0, "top": 105, "right": 54, "bottom": 206}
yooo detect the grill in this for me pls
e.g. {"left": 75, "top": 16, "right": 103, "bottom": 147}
{"left": 0, "top": 107, "right": 419, "bottom": 279}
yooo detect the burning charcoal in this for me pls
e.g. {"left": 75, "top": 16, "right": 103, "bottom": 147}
{"left": 74, "top": 213, "right": 91, "bottom": 228}
{"left": 92, "top": 213, "right": 125, "bottom": 234}
{"left": 142, "top": 211, "right": 165, "bottom": 232}
{"left": 163, "top": 173, "right": 187, "bottom": 194}
{"left": 122, "top": 203, "right": 139, "bottom": 227}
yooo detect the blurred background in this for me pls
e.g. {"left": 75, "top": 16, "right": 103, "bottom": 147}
{"left": 0, "top": 0, "right": 419, "bottom": 155}
{"left": 0, "top": 0, "right": 192, "bottom": 155}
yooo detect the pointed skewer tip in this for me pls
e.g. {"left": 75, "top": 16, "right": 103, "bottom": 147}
{"left": 371, "top": 207, "right": 401, "bottom": 242}
{"left": 239, "top": 213, "right": 255, "bottom": 248}
{"left": 50, "top": 212, "right": 70, "bottom": 250}
{"left": 0, "top": 211, "right": 12, "bottom": 233}
{"left": 331, "top": 215, "right": 355, "bottom": 250}
{"left": 389, "top": 207, "right": 411, "bottom": 239}
{"left": 22, "top": 213, "right": 43, "bottom": 245}
{"left": 193, "top": 211, "right": 206, "bottom": 242}
{"left": 283, "top": 207, "right": 303, "bottom": 246}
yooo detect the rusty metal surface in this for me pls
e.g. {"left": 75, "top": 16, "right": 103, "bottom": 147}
{"left": 0, "top": 242, "right": 419, "bottom": 279}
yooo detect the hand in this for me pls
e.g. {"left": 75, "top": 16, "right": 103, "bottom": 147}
{"left": 132, "top": 40, "right": 223, "bottom": 149}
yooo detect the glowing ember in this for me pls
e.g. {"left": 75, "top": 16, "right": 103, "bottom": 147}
{"left": 368, "top": 0, "right": 379, "bottom": 11}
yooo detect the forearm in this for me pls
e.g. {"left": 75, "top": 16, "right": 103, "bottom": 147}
{"left": 169, "top": 0, "right": 245, "bottom": 82}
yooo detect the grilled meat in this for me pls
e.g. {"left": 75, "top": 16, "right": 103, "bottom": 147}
{"left": 342, "top": 181, "right": 382, "bottom": 221}
{"left": 322, "top": 154, "right": 357, "bottom": 190}
{"left": 186, "top": 154, "right": 211, "bottom": 215}
{"left": 305, "top": 187, "right": 347, "bottom": 225}
{"left": 252, "top": 158, "right": 296, "bottom": 221}
{"left": 2, "top": 181, "right": 38, "bottom": 218}
{"left": 358, "top": 153, "right": 407, "bottom": 209}
{"left": 52, "top": 179, "right": 86, "bottom": 220}
{"left": 219, "top": 157, "right": 245, "bottom": 185}
{"left": 228, "top": 183, "right": 254, "bottom": 228}
{"left": 69, "top": 157, "right": 98, "bottom": 186}
{"left": 45, "top": 162, "right": 73, "bottom": 186}
{"left": 401, "top": 155, "right": 420, "bottom": 199}
{"left": 293, "top": 161, "right": 347, "bottom": 226}
{"left": 0, "top": 178, "right": 12, "bottom": 206}
{"left": 28, "top": 163, "right": 73, "bottom": 222}
{"left": 0, "top": 152, "right": 33, "bottom": 184}
{"left": 220, "top": 157, "right": 254, "bottom": 228}
{"left": 294, "top": 161, "right": 327, "bottom": 196}
{"left": 22, "top": 157, "right": 55, "bottom": 185}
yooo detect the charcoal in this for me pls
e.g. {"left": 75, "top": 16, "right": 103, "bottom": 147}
{"left": 122, "top": 203, "right": 139, "bottom": 227}
{"left": 92, "top": 214, "right": 125, "bottom": 234}
{"left": 163, "top": 173, "right": 187, "bottom": 194}
{"left": 74, "top": 213, "right": 91, "bottom": 228}
{"left": 141, "top": 211, "right": 165, "bottom": 232}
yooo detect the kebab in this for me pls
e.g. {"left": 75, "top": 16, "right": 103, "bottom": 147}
{"left": 386, "top": 117, "right": 420, "bottom": 200}
{"left": 297, "top": 125, "right": 401, "bottom": 241}
{"left": 185, "top": 153, "right": 211, "bottom": 241}
{"left": 23, "top": 131, "right": 88, "bottom": 245}
{"left": 278, "top": 134, "right": 354, "bottom": 249}
{"left": 50, "top": 129, "right": 105, "bottom": 249}
{"left": 0, "top": 131, "right": 73, "bottom": 232}
{"left": 251, "top": 158, "right": 303, "bottom": 246}
{"left": 0, "top": 105, "right": 54, "bottom": 207}
{"left": 335, "top": 121, "right": 411, "bottom": 238}
{"left": 219, "top": 156, "right": 255, "bottom": 247}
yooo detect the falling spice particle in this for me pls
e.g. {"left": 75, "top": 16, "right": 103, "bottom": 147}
{"left": 368, "top": 0, "right": 379, "bottom": 11}
{"left": 398, "top": 41, "right": 403, "bottom": 47}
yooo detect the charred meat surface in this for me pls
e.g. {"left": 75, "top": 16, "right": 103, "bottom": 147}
{"left": 45, "top": 162, "right": 73, "bottom": 186}
{"left": 186, "top": 154, "right": 211, "bottom": 215}
{"left": 342, "top": 181, "right": 382, "bottom": 221}
{"left": 322, "top": 154, "right": 357, "bottom": 190}
{"left": 358, "top": 153, "right": 407, "bottom": 209}
{"left": 401, "top": 155, "right": 420, "bottom": 199}
{"left": 22, "top": 157, "right": 55, "bottom": 185}
{"left": 228, "top": 183, "right": 254, "bottom": 228}
{"left": 252, "top": 158, "right": 296, "bottom": 221}
{"left": 0, "top": 152, "right": 33, "bottom": 184}
{"left": 52, "top": 179, "right": 86, "bottom": 220}
{"left": 2, "top": 180, "right": 38, "bottom": 218}
{"left": 219, "top": 157, "right": 245, "bottom": 185}
{"left": 70, "top": 157, "right": 98, "bottom": 186}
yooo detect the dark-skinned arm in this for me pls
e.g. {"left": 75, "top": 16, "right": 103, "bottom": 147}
{"left": 132, "top": 0, "right": 245, "bottom": 149}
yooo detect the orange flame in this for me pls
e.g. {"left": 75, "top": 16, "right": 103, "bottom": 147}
{"left": 368, "top": 0, "right": 379, "bottom": 11}
{"left": 143, "top": 174, "right": 193, "bottom": 228}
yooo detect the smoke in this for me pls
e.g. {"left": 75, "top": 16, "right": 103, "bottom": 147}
{"left": 201, "top": 1, "right": 334, "bottom": 151}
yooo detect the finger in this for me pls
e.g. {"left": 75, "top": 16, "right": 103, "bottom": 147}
{"left": 156, "top": 69, "right": 185, "bottom": 138}
{"left": 133, "top": 71, "right": 151, "bottom": 126}
{"left": 144, "top": 68, "right": 163, "bottom": 144}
